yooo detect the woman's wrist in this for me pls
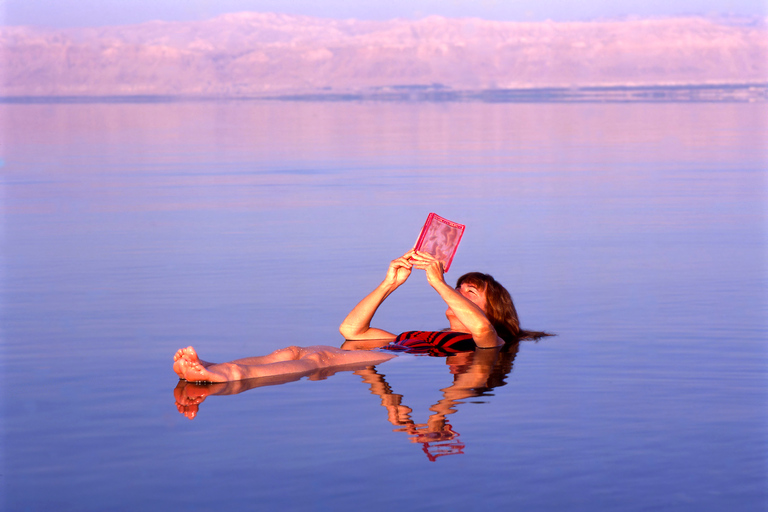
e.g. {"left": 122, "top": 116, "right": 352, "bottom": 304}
{"left": 430, "top": 277, "right": 452, "bottom": 294}
{"left": 378, "top": 279, "right": 400, "bottom": 295}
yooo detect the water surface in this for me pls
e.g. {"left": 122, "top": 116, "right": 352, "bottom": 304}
{"left": 2, "top": 101, "right": 766, "bottom": 511}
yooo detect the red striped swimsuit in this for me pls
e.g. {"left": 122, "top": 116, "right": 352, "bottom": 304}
{"left": 384, "top": 331, "right": 476, "bottom": 354}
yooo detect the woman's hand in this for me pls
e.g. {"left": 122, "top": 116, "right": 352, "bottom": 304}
{"left": 384, "top": 250, "right": 415, "bottom": 288}
{"left": 410, "top": 251, "right": 446, "bottom": 288}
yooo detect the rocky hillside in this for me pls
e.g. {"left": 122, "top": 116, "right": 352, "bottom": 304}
{"left": 1, "top": 13, "right": 766, "bottom": 96}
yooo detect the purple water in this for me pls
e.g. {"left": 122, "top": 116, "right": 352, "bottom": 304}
{"left": 2, "top": 101, "right": 766, "bottom": 511}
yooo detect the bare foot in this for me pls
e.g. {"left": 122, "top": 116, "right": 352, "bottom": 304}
{"left": 174, "top": 346, "right": 230, "bottom": 382}
{"left": 174, "top": 347, "right": 208, "bottom": 379}
{"left": 173, "top": 348, "right": 190, "bottom": 379}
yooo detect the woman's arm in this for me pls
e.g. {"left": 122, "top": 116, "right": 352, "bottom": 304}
{"left": 339, "top": 250, "right": 415, "bottom": 340}
{"left": 410, "top": 251, "right": 503, "bottom": 348}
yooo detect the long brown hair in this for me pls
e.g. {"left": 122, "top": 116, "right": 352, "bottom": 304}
{"left": 456, "top": 272, "right": 553, "bottom": 343}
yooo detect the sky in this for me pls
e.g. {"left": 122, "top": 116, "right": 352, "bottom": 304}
{"left": 2, "top": 0, "right": 766, "bottom": 27}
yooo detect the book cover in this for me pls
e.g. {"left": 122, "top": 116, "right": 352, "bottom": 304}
{"left": 414, "top": 213, "right": 465, "bottom": 272}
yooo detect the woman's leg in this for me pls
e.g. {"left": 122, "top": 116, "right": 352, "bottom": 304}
{"left": 297, "top": 345, "right": 396, "bottom": 366}
{"left": 174, "top": 346, "right": 309, "bottom": 381}
{"left": 227, "top": 346, "right": 304, "bottom": 365}
{"left": 174, "top": 345, "right": 395, "bottom": 383}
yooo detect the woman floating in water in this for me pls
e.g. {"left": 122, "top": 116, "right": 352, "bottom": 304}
{"left": 173, "top": 249, "right": 549, "bottom": 383}
{"left": 340, "top": 250, "right": 551, "bottom": 351}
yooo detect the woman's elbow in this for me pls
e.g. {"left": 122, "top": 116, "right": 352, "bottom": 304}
{"left": 339, "top": 322, "right": 363, "bottom": 340}
{"left": 473, "top": 326, "right": 503, "bottom": 348}
{"left": 339, "top": 324, "right": 354, "bottom": 339}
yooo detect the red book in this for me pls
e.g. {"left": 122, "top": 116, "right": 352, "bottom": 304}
{"left": 414, "top": 213, "right": 465, "bottom": 272}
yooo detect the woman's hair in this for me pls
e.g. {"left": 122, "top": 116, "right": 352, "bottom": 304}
{"left": 456, "top": 272, "right": 553, "bottom": 343}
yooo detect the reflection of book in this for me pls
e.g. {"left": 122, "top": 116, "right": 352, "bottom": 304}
{"left": 414, "top": 213, "right": 465, "bottom": 272}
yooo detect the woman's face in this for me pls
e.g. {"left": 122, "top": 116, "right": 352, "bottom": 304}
{"left": 457, "top": 282, "right": 487, "bottom": 312}
{"left": 446, "top": 281, "right": 488, "bottom": 329}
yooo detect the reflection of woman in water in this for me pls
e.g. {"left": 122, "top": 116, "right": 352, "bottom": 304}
{"left": 354, "top": 345, "right": 520, "bottom": 461}
{"left": 340, "top": 249, "right": 551, "bottom": 350}
{"left": 337, "top": 249, "right": 550, "bottom": 457}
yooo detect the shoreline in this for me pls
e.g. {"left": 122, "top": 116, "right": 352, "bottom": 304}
{"left": 2, "top": 82, "right": 766, "bottom": 104}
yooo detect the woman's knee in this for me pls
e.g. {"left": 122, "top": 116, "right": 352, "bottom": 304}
{"left": 302, "top": 349, "right": 335, "bottom": 366}
{"left": 271, "top": 346, "right": 302, "bottom": 361}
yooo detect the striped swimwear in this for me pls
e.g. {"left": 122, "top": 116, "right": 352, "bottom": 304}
{"left": 384, "top": 331, "right": 476, "bottom": 355}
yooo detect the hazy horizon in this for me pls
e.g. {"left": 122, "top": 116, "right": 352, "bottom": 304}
{"left": 4, "top": 14, "right": 765, "bottom": 99}
{"left": 3, "top": 0, "right": 767, "bottom": 28}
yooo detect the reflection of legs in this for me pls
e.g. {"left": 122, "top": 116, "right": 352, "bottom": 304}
{"left": 174, "top": 345, "right": 395, "bottom": 383}
{"left": 173, "top": 380, "right": 227, "bottom": 420}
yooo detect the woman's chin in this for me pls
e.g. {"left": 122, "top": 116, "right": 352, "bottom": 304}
{"left": 446, "top": 313, "right": 468, "bottom": 332}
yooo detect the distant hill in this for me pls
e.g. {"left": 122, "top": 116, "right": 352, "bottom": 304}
{"left": 1, "top": 13, "right": 766, "bottom": 98}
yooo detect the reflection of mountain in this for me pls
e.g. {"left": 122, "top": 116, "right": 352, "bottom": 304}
{"left": 2, "top": 13, "right": 766, "bottom": 97}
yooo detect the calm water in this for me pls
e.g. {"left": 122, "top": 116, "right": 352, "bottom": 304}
{"left": 2, "top": 101, "right": 766, "bottom": 511}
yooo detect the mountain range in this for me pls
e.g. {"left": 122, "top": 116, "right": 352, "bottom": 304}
{"left": 1, "top": 13, "right": 766, "bottom": 97}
